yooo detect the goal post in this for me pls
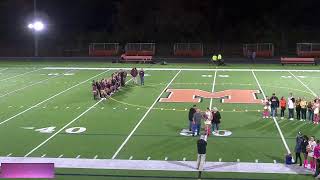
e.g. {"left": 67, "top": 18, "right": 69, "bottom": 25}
{"left": 125, "top": 43, "right": 155, "bottom": 56}
{"left": 173, "top": 43, "right": 203, "bottom": 57}
{"left": 89, "top": 43, "right": 119, "bottom": 56}
{"left": 243, "top": 43, "right": 274, "bottom": 57}
{"left": 297, "top": 43, "right": 320, "bottom": 57}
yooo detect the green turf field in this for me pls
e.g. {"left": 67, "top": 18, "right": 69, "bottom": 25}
{"left": 0, "top": 62, "right": 319, "bottom": 179}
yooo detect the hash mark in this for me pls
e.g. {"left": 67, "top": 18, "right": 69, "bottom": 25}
{"left": 147, "top": 156, "right": 151, "bottom": 160}
{"left": 129, "top": 156, "right": 133, "bottom": 160}
{"left": 41, "top": 154, "right": 46, "bottom": 157}
{"left": 77, "top": 107, "right": 81, "bottom": 109}
{"left": 255, "top": 159, "right": 259, "bottom": 163}
{"left": 237, "top": 159, "right": 240, "bottom": 162}
{"left": 6, "top": 153, "right": 12, "bottom": 157}
{"left": 165, "top": 157, "right": 168, "bottom": 161}
{"left": 183, "top": 157, "right": 186, "bottom": 161}
{"left": 93, "top": 155, "right": 98, "bottom": 159}
{"left": 219, "top": 158, "right": 222, "bottom": 162}
{"left": 76, "top": 155, "right": 81, "bottom": 158}
{"left": 58, "top": 154, "right": 64, "bottom": 158}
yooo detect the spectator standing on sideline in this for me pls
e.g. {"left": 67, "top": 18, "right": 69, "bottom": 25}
{"left": 300, "top": 97, "right": 307, "bottom": 121}
{"left": 294, "top": 132, "right": 303, "bottom": 166}
{"left": 308, "top": 136, "right": 317, "bottom": 171}
{"left": 211, "top": 107, "right": 221, "bottom": 133}
{"left": 280, "top": 96, "right": 286, "bottom": 119}
{"left": 314, "top": 99, "right": 320, "bottom": 124}
{"left": 139, "top": 68, "right": 145, "bottom": 85}
{"left": 204, "top": 108, "right": 213, "bottom": 136}
{"left": 302, "top": 135, "right": 310, "bottom": 168}
{"left": 270, "top": 93, "right": 279, "bottom": 118}
{"left": 296, "top": 98, "right": 302, "bottom": 121}
{"left": 192, "top": 108, "right": 202, "bottom": 136}
{"left": 288, "top": 98, "right": 295, "bottom": 120}
{"left": 313, "top": 140, "right": 320, "bottom": 178}
{"left": 308, "top": 101, "right": 314, "bottom": 122}
{"left": 188, "top": 105, "right": 197, "bottom": 131}
{"left": 130, "top": 67, "right": 138, "bottom": 84}
{"left": 196, "top": 135, "right": 207, "bottom": 171}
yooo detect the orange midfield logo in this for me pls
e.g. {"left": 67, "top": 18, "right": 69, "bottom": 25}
{"left": 159, "top": 89, "right": 262, "bottom": 104}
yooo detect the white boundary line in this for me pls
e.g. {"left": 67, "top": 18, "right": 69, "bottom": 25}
{"left": 289, "top": 71, "right": 318, "bottom": 97}
{"left": 0, "top": 70, "right": 110, "bottom": 125}
{"left": 251, "top": 70, "right": 291, "bottom": 155}
{"left": 24, "top": 99, "right": 104, "bottom": 157}
{"left": 44, "top": 66, "right": 320, "bottom": 72}
{"left": 0, "top": 70, "right": 74, "bottom": 98}
{"left": 0, "top": 68, "right": 42, "bottom": 82}
{"left": 209, "top": 69, "right": 217, "bottom": 109}
{"left": 111, "top": 70, "right": 182, "bottom": 159}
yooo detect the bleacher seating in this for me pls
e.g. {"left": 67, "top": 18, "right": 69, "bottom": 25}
{"left": 280, "top": 57, "right": 316, "bottom": 65}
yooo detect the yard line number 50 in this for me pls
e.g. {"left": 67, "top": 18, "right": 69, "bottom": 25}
{"left": 35, "top": 126, "right": 86, "bottom": 134}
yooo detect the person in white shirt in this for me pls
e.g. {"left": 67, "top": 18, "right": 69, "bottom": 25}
{"left": 288, "top": 98, "right": 295, "bottom": 120}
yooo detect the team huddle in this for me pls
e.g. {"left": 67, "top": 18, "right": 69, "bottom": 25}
{"left": 262, "top": 93, "right": 320, "bottom": 124}
{"left": 91, "top": 70, "right": 127, "bottom": 100}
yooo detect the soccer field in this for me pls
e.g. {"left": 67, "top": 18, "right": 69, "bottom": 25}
{"left": 0, "top": 62, "right": 319, "bottom": 179}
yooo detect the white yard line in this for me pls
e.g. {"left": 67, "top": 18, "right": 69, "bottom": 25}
{"left": 24, "top": 99, "right": 104, "bottom": 157}
{"left": 251, "top": 70, "right": 291, "bottom": 155}
{"left": 0, "top": 72, "right": 67, "bottom": 98}
{"left": 0, "top": 70, "right": 110, "bottom": 125}
{"left": 0, "top": 157, "right": 312, "bottom": 174}
{"left": 44, "top": 66, "right": 320, "bottom": 72}
{"left": 0, "top": 68, "right": 42, "bottom": 82}
{"left": 289, "top": 71, "right": 318, "bottom": 97}
{"left": 209, "top": 69, "right": 217, "bottom": 109}
{"left": 111, "top": 70, "right": 182, "bottom": 159}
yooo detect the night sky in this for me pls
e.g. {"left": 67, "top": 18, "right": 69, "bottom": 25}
{"left": 0, "top": 0, "right": 320, "bottom": 52}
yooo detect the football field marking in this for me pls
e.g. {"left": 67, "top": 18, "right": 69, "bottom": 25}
{"left": 289, "top": 71, "right": 318, "bottom": 97}
{"left": 209, "top": 69, "right": 217, "bottom": 109}
{"left": 0, "top": 75, "right": 61, "bottom": 98}
{"left": 0, "top": 68, "right": 8, "bottom": 72}
{"left": 251, "top": 70, "right": 291, "bottom": 155}
{"left": 0, "top": 70, "right": 110, "bottom": 125}
{"left": 24, "top": 99, "right": 103, "bottom": 157}
{"left": 111, "top": 70, "right": 181, "bottom": 159}
{"left": 0, "top": 68, "right": 41, "bottom": 82}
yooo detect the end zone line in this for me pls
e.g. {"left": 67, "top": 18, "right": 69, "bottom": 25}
{"left": 111, "top": 70, "right": 182, "bottom": 159}
{"left": 209, "top": 69, "right": 217, "bottom": 109}
{"left": 24, "top": 99, "right": 104, "bottom": 157}
{"left": 0, "top": 68, "right": 42, "bottom": 82}
{"left": 0, "top": 70, "right": 110, "bottom": 126}
{"left": 251, "top": 70, "right": 291, "bottom": 155}
{"left": 289, "top": 71, "right": 318, "bottom": 97}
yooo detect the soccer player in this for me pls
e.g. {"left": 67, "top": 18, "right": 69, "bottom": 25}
{"left": 280, "top": 96, "right": 286, "bottom": 119}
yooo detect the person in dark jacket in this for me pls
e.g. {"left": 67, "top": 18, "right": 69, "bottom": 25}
{"left": 196, "top": 135, "right": 207, "bottom": 171}
{"left": 211, "top": 107, "right": 221, "bottom": 133}
{"left": 270, "top": 93, "right": 279, "bottom": 118}
{"left": 294, "top": 132, "right": 303, "bottom": 166}
{"left": 301, "top": 135, "right": 309, "bottom": 168}
{"left": 130, "top": 67, "right": 138, "bottom": 84}
{"left": 188, "top": 105, "right": 196, "bottom": 131}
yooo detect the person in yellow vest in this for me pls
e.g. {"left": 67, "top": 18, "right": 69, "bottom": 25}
{"left": 211, "top": 54, "right": 217, "bottom": 65}
{"left": 217, "top": 54, "right": 225, "bottom": 66}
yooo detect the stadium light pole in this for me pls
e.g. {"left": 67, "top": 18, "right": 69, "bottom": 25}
{"left": 27, "top": 0, "right": 45, "bottom": 57}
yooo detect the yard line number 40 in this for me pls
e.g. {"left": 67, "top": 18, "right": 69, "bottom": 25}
{"left": 35, "top": 126, "right": 86, "bottom": 134}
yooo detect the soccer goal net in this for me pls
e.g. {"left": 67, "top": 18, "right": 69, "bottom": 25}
{"left": 125, "top": 43, "right": 155, "bottom": 56}
{"left": 89, "top": 43, "right": 119, "bottom": 56}
{"left": 173, "top": 43, "right": 203, "bottom": 57}
{"left": 297, "top": 43, "right": 320, "bottom": 57}
{"left": 243, "top": 43, "right": 274, "bottom": 57}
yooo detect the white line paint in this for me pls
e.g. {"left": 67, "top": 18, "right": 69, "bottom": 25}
{"left": 274, "top": 160, "right": 277, "bottom": 164}
{"left": 255, "top": 159, "right": 259, "bottom": 163}
{"left": 0, "top": 157, "right": 312, "bottom": 174}
{"left": 129, "top": 156, "right": 133, "bottom": 160}
{"left": 6, "top": 153, "right": 12, "bottom": 157}
{"left": 58, "top": 154, "right": 64, "bottom": 158}
{"left": 183, "top": 157, "right": 186, "bottom": 161}
{"left": 251, "top": 70, "right": 291, "bottom": 155}
{"left": 147, "top": 156, "right": 151, "bottom": 160}
{"left": 209, "top": 69, "right": 217, "bottom": 109}
{"left": 43, "top": 66, "right": 320, "bottom": 73}
{"left": 111, "top": 70, "right": 181, "bottom": 159}
{"left": 0, "top": 70, "right": 110, "bottom": 126}
{"left": 41, "top": 154, "right": 46, "bottom": 158}
{"left": 219, "top": 158, "right": 222, "bottom": 162}
{"left": 237, "top": 159, "right": 240, "bottom": 162}
{"left": 24, "top": 99, "right": 104, "bottom": 157}
{"left": 93, "top": 155, "right": 98, "bottom": 159}
{"left": 0, "top": 68, "right": 41, "bottom": 82}
{"left": 76, "top": 155, "right": 81, "bottom": 158}
{"left": 289, "top": 71, "right": 318, "bottom": 97}
{"left": 165, "top": 157, "right": 168, "bottom": 161}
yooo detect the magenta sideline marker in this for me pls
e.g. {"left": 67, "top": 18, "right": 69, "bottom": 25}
{"left": 0, "top": 163, "right": 54, "bottom": 178}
